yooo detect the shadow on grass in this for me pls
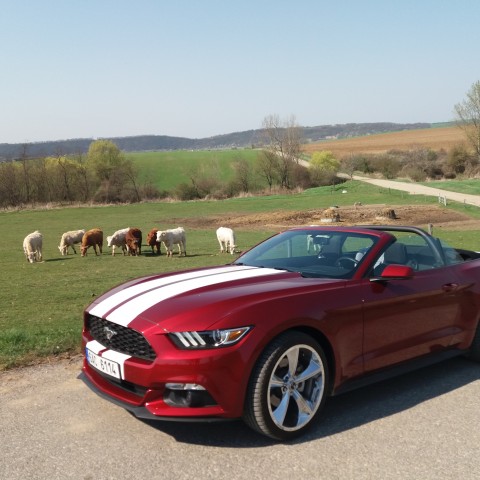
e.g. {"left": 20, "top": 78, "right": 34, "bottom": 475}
{"left": 45, "top": 257, "right": 75, "bottom": 262}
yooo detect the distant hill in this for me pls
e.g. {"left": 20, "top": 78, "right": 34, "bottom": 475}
{"left": 0, "top": 122, "right": 431, "bottom": 160}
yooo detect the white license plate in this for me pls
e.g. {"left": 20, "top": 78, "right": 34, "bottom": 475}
{"left": 86, "top": 349, "right": 121, "bottom": 380}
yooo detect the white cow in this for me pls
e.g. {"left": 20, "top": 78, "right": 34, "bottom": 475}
{"left": 23, "top": 231, "right": 43, "bottom": 263}
{"left": 216, "top": 227, "right": 236, "bottom": 255}
{"left": 156, "top": 227, "right": 186, "bottom": 257}
{"left": 58, "top": 229, "right": 85, "bottom": 255}
{"left": 106, "top": 227, "right": 130, "bottom": 256}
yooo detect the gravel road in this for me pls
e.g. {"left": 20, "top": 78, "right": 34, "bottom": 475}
{"left": 1, "top": 355, "right": 479, "bottom": 480}
{"left": 340, "top": 174, "right": 480, "bottom": 207}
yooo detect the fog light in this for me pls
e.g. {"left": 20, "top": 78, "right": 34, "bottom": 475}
{"left": 164, "top": 383, "right": 216, "bottom": 408}
{"left": 165, "top": 382, "right": 206, "bottom": 391}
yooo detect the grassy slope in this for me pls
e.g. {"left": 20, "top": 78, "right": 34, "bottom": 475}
{"left": 2, "top": 180, "right": 480, "bottom": 370}
{"left": 419, "top": 179, "right": 480, "bottom": 195}
{"left": 129, "top": 149, "right": 262, "bottom": 191}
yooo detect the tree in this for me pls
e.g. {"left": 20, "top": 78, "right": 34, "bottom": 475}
{"left": 261, "top": 114, "right": 303, "bottom": 188}
{"left": 341, "top": 154, "right": 373, "bottom": 177}
{"left": 256, "top": 150, "right": 279, "bottom": 191}
{"left": 446, "top": 144, "right": 472, "bottom": 174}
{"left": 232, "top": 157, "right": 252, "bottom": 193}
{"left": 0, "top": 162, "right": 22, "bottom": 207}
{"left": 310, "top": 151, "right": 339, "bottom": 173}
{"left": 19, "top": 143, "right": 32, "bottom": 204}
{"left": 87, "top": 140, "right": 124, "bottom": 177}
{"left": 184, "top": 159, "right": 220, "bottom": 199}
{"left": 86, "top": 140, "right": 134, "bottom": 202}
{"left": 454, "top": 81, "right": 480, "bottom": 161}
{"left": 309, "top": 151, "right": 340, "bottom": 185}
{"left": 122, "top": 158, "right": 141, "bottom": 202}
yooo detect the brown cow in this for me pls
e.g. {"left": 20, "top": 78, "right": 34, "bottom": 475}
{"left": 126, "top": 228, "right": 142, "bottom": 256}
{"left": 146, "top": 228, "right": 161, "bottom": 255}
{"left": 80, "top": 228, "right": 103, "bottom": 256}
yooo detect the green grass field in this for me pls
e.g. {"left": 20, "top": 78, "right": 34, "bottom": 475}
{"left": 130, "top": 149, "right": 263, "bottom": 191}
{"left": 420, "top": 179, "right": 480, "bottom": 196}
{"left": 2, "top": 178, "right": 480, "bottom": 370}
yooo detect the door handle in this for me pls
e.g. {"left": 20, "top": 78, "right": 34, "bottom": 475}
{"left": 442, "top": 283, "right": 458, "bottom": 292}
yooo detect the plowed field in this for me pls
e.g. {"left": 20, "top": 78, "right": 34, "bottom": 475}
{"left": 302, "top": 126, "right": 464, "bottom": 157}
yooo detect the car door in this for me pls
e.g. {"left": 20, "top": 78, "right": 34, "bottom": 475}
{"left": 361, "top": 237, "right": 464, "bottom": 372}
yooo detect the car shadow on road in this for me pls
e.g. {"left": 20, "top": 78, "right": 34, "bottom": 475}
{"left": 139, "top": 357, "right": 480, "bottom": 447}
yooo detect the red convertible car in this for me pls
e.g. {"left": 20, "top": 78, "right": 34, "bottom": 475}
{"left": 81, "top": 225, "right": 480, "bottom": 440}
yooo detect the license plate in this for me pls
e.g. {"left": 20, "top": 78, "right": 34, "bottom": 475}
{"left": 86, "top": 349, "right": 121, "bottom": 380}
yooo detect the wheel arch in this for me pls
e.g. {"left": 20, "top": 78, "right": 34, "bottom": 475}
{"left": 246, "top": 325, "right": 336, "bottom": 397}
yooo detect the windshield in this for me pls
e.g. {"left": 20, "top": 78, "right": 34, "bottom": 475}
{"left": 234, "top": 229, "right": 379, "bottom": 279}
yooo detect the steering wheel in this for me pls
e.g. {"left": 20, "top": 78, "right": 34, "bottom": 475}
{"left": 335, "top": 256, "right": 357, "bottom": 269}
{"left": 407, "top": 259, "right": 419, "bottom": 271}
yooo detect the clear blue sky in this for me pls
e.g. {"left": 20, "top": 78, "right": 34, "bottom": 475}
{"left": 1, "top": 0, "right": 479, "bottom": 144}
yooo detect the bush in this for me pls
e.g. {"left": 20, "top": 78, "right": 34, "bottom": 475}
{"left": 291, "top": 164, "right": 313, "bottom": 189}
{"left": 370, "top": 155, "right": 401, "bottom": 179}
{"left": 399, "top": 165, "right": 427, "bottom": 182}
{"left": 174, "top": 182, "right": 201, "bottom": 201}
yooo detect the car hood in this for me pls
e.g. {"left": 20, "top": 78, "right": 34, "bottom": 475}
{"left": 86, "top": 264, "right": 343, "bottom": 332}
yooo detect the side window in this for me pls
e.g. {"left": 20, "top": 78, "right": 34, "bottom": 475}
{"left": 341, "top": 236, "right": 374, "bottom": 258}
{"left": 373, "top": 232, "right": 439, "bottom": 273}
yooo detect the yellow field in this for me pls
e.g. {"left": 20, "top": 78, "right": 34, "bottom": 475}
{"left": 302, "top": 126, "right": 465, "bottom": 158}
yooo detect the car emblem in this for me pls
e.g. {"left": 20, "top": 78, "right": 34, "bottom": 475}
{"left": 104, "top": 326, "right": 117, "bottom": 341}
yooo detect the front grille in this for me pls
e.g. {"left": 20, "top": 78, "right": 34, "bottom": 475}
{"left": 87, "top": 315, "right": 156, "bottom": 361}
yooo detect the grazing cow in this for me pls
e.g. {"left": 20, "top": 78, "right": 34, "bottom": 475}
{"left": 58, "top": 229, "right": 85, "bottom": 255}
{"left": 146, "top": 228, "right": 161, "bottom": 255}
{"left": 81, "top": 228, "right": 103, "bottom": 256}
{"left": 216, "top": 227, "right": 236, "bottom": 255}
{"left": 107, "top": 227, "right": 130, "bottom": 256}
{"left": 23, "top": 231, "right": 43, "bottom": 263}
{"left": 156, "top": 227, "right": 186, "bottom": 257}
{"left": 125, "top": 228, "right": 142, "bottom": 256}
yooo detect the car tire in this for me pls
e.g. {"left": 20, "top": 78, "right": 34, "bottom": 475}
{"left": 243, "top": 331, "right": 329, "bottom": 441}
{"left": 467, "top": 321, "right": 480, "bottom": 362}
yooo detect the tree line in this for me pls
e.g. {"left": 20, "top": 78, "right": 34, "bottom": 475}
{"left": 0, "top": 140, "right": 144, "bottom": 208}
{"left": 2, "top": 81, "right": 480, "bottom": 209}
{"left": 0, "top": 117, "right": 339, "bottom": 208}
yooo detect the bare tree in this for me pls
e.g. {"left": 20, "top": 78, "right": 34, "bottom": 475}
{"left": 31, "top": 157, "right": 52, "bottom": 203}
{"left": 19, "top": 143, "right": 32, "bottom": 204}
{"left": 455, "top": 81, "right": 480, "bottom": 161}
{"left": 261, "top": 114, "right": 303, "bottom": 188}
{"left": 70, "top": 153, "right": 90, "bottom": 202}
{"left": 0, "top": 162, "right": 21, "bottom": 208}
{"left": 123, "top": 158, "right": 141, "bottom": 202}
{"left": 184, "top": 159, "right": 220, "bottom": 198}
{"left": 56, "top": 156, "right": 74, "bottom": 201}
{"left": 256, "top": 150, "right": 278, "bottom": 190}
{"left": 233, "top": 157, "right": 252, "bottom": 193}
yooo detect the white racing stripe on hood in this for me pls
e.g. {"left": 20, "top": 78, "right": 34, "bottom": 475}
{"left": 106, "top": 266, "right": 283, "bottom": 327}
{"left": 89, "top": 265, "right": 248, "bottom": 319}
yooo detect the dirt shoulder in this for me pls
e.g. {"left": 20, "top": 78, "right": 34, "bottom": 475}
{"left": 178, "top": 204, "right": 479, "bottom": 232}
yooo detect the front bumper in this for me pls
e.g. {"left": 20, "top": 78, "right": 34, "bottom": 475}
{"left": 81, "top": 330, "right": 255, "bottom": 419}
{"left": 78, "top": 370, "right": 231, "bottom": 422}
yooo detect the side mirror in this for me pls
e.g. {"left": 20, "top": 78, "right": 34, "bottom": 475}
{"left": 371, "top": 264, "right": 414, "bottom": 282}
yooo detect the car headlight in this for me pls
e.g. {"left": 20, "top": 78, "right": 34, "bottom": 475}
{"left": 168, "top": 326, "right": 251, "bottom": 349}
